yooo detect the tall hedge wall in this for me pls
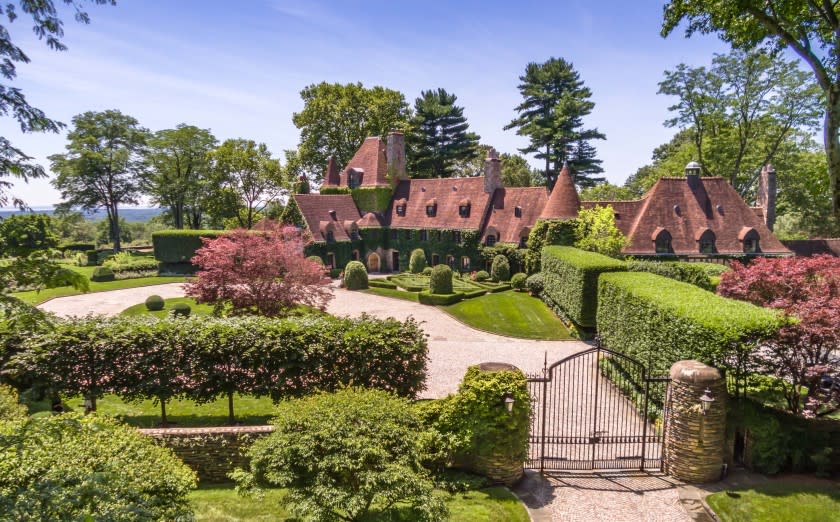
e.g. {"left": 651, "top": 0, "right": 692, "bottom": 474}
{"left": 152, "top": 230, "right": 226, "bottom": 265}
{"left": 540, "top": 246, "right": 626, "bottom": 327}
{"left": 597, "top": 272, "right": 786, "bottom": 376}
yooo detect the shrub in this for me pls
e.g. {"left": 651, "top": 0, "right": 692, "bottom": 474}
{"left": 85, "top": 249, "right": 99, "bottom": 266}
{"left": 0, "top": 384, "right": 27, "bottom": 423}
{"left": 473, "top": 270, "right": 490, "bottom": 282}
{"left": 0, "top": 414, "right": 196, "bottom": 520}
{"left": 0, "top": 213, "right": 59, "bottom": 257}
{"left": 368, "top": 279, "right": 397, "bottom": 289}
{"left": 172, "top": 303, "right": 191, "bottom": 317}
{"left": 525, "top": 272, "right": 545, "bottom": 296}
{"left": 490, "top": 254, "right": 510, "bottom": 282}
{"left": 343, "top": 260, "right": 369, "bottom": 290}
{"left": 422, "top": 266, "right": 433, "bottom": 276}
{"left": 90, "top": 266, "right": 115, "bottom": 282}
{"left": 627, "top": 259, "right": 714, "bottom": 291}
{"left": 574, "top": 204, "right": 628, "bottom": 257}
{"left": 510, "top": 272, "right": 527, "bottom": 291}
{"left": 541, "top": 246, "right": 626, "bottom": 327}
{"left": 329, "top": 268, "right": 342, "bottom": 279}
{"left": 234, "top": 388, "right": 446, "bottom": 521}
{"left": 409, "top": 248, "right": 427, "bottom": 274}
{"left": 418, "top": 290, "right": 463, "bottom": 306}
{"left": 306, "top": 255, "right": 324, "bottom": 265}
{"left": 429, "top": 264, "right": 453, "bottom": 294}
{"left": 597, "top": 272, "right": 787, "bottom": 377}
{"left": 145, "top": 295, "right": 165, "bottom": 311}
{"left": 152, "top": 229, "right": 226, "bottom": 264}
{"left": 60, "top": 242, "right": 95, "bottom": 253}
{"left": 103, "top": 256, "right": 160, "bottom": 274}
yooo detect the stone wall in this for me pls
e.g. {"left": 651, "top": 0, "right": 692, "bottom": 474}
{"left": 140, "top": 425, "right": 274, "bottom": 483}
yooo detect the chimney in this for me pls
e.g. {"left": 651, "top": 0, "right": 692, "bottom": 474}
{"left": 757, "top": 164, "right": 777, "bottom": 231}
{"left": 484, "top": 147, "right": 502, "bottom": 194}
{"left": 386, "top": 130, "right": 406, "bottom": 181}
{"left": 324, "top": 156, "right": 340, "bottom": 187}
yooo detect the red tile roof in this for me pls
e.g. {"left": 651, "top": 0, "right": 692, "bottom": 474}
{"left": 294, "top": 194, "right": 361, "bottom": 242}
{"left": 340, "top": 137, "right": 389, "bottom": 187}
{"left": 385, "top": 178, "right": 491, "bottom": 230}
{"left": 540, "top": 164, "right": 580, "bottom": 220}
{"left": 485, "top": 187, "right": 548, "bottom": 244}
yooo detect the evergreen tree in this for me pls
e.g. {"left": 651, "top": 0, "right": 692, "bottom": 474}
{"left": 570, "top": 137, "right": 605, "bottom": 188}
{"left": 504, "top": 57, "right": 605, "bottom": 189}
{"left": 407, "top": 88, "right": 480, "bottom": 178}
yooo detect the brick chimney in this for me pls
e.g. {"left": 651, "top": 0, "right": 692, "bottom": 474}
{"left": 386, "top": 130, "right": 406, "bottom": 181}
{"left": 484, "top": 147, "right": 502, "bottom": 194}
{"left": 757, "top": 164, "right": 777, "bottom": 231}
{"left": 324, "top": 156, "right": 340, "bottom": 187}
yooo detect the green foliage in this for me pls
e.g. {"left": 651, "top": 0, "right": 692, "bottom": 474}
{"left": 91, "top": 266, "right": 115, "bottom": 282}
{"left": 145, "top": 295, "right": 165, "bottom": 311}
{"left": 480, "top": 244, "right": 526, "bottom": 274}
{"left": 525, "top": 219, "right": 576, "bottom": 273}
{"left": 490, "top": 255, "right": 510, "bottom": 282}
{"left": 343, "top": 260, "right": 369, "bottom": 290}
{"left": 0, "top": 414, "right": 197, "bottom": 520}
{"left": 429, "top": 264, "right": 453, "bottom": 294}
{"left": 473, "top": 270, "right": 490, "bottom": 282}
{"left": 409, "top": 248, "right": 427, "bottom": 274}
{"left": 367, "top": 279, "right": 397, "bottom": 289}
{"left": 152, "top": 229, "right": 226, "bottom": 264}
{"left": 235, "top": 388, "right": 446, "bottom": 522}
{"left": 422, "top": 266, "right": 432, "bottom": 275}
{"left": 0, "top": 384, "right": 26, "bottom": 422}
{"left": 540, "top": 246, "right": 626, "bottom": 327}
{"left": 574, "top": 204, "right": 628, "bottom": 257}
{"left": 525, "top": 272, "right": 544, "bottom": 295}
{"left": 317, "top": 186, "right": 351, "bottom": 195}
{"left": 306, "top": 255, "right": 324, "bottom": 266}
{"left": 510, "top": 272, "right": 527, "bottom": 291}
{"left": 0, "top": 214, "right": 59, "bottom": 257}
{"left": 351, "top": 186, "right": 393, "bottom": 213}
{"left": 380, "top": 228, "right": 481, "bottom": 273}
{"left": 103, "top": 253, "right": 159, "bottom": 275}
{"left": 172, "top": 303, "right": 191, "bottom": 317}
{"left": 278, "top": 195, "right": 305, "bottom": 227}
{"left": 418, "top": 290, "right": 463, "bottom": 306}
{"left": 579, "top": 183, "right": 637, "bottom": 201}
{"left": 627, "top": 259, "right": 715, "bottom": 291}
{"left": 85, "top": 250, "right": 98, "bottom": 266}
{"left": 597, "top": 272, "right": 787, "bottom": 376}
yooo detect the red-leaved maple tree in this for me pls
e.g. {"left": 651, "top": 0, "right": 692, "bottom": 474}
{"left": 186, "top": 224, "right": 332, "bottom": 317}
{"left": 718, "top": 255, "right": 840, "bottom": 416}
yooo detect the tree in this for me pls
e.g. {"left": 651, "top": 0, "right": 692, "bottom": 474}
{"left": 579, "top": 183, "right": 637, "bottom": 201}
{"left": 662, "top": 0, "right": 840, "bottom": 228}
{"left": 185, "top": 224, "right": 331, "bottom": 317}
{"left": 574, "top": 205, "right": 628, "bottom": 257}
{"left": 292, "top": 82, "right": 410, "bottom": 181}
{"left": 501, "top": 153, "right": 537, "bottom": 187}
{"left": 409, "top": 248, "right": 427, "bottom": 274}
{"left": 209, "top": 139, "right": 284, "bottom": 229}
{"left": 0, "top": 414, "right": 196, "bottom": 520}
{"left": 0, "top": 214, "right": 59, "bottom": 256}
{"left": 718, "top": 255, "right": 840, "bottom": 417}
{"left": 407, "top": 88, "right": 480, "bottom": 178}
{"left": 569, "top": 135, "right": 605, "bottom": 188}
{"left": 490, "top": 254, "right": 510, "bottom": 282}
{"left": 142, "top": 124, "right": 217, "bottom": 229}
{"left": 233, "top": 388, "right": 446, "bottom": 522}
{"left": 50, "top": 110, "right": 148, "bottom": 251}
{"left": 0, "top": 0, "right": 113, "bottom": 209}
{"left": 505, "top": 57, "right": 605, "bottom": 189}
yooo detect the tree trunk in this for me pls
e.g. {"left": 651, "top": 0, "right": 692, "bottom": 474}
{"left": 227, "top": 391, "right": 235, "bottom": 424}
{"left": 160, "top": 398, "right": 167, "bottom": 426}
{"left": 111, "top": 204, "right": 122, "bottom": 251}
{"left": 825, "top": 88, "right": 840, "bottom": 227}
{"left": 172, "top": 202, "right": 184, "bottom": 229}
{"left": 85, "top": 394, "right": 97, "bottom": 414}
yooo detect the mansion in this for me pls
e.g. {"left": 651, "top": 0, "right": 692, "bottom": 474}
{"left": 293, "top": 131, "right": 789, "bottom": 272}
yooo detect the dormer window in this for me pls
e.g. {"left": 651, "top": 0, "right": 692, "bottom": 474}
{"left": 739, "top": 227, "right": 760, "bottom": 254}
{"left": 652, "top": 227, "right": 672, "bottom": 254}
{"left": 514, "top": 206, "right": 522, "bottom": 218}
{"left": 326, "top": 231, "right": 335, "bottom": 243}
{"left": 348, "top": 169, "right": 362, "bottom": 189}
{"left": 396, "top": 205, "right": 405, "bottom": 216}
{"left": 425, "top": 199, "right": 437, "bottom": 217}
{"left": 696, "top": 228, "right": 716, "bottom": 254}
{"left": 458, "top": 198, "right": 471, "bottom": 218}
{"left": 486, "top": 234, "right": 497, "bottom": 246}
{"left": 350, "top": 228, "right": 360, "bottom": 241}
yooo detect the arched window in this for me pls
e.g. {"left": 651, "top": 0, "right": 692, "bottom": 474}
{"left": 696, "top": 228, "right": 716, "bottom": 254}
{"left": 326, "top": 230, "right": 335, "bottom": 243}
{"left": 486, "top": 235, "right": 497, "bottom": 246}
{"left": 446, "top": 255, "right": 455, "bottom": 268}
{"left": 458, "top": 198, "right": 471, "bottom": 218}
{"left": 395, "top": 198, "right": 407, "bottom": 217}
{"left": 425, "top": 199, "right": 437, "bottom": 217}
{"left": 349, "top": 227, "right": 360, "bottom": 241}
{"left": 652, "top": 227, "right": 672, "bottom": 254}
{"left": 461, "top": 256, "right": 471, "bottom": 270}
{"left": 739, "top": 227, "right": 760, "bottom": 254}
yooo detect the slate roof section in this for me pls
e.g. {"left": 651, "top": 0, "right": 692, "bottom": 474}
{"left": 485, "top": 187, "right": 549, "bottom": 244}
{"left": 294, "top": 194, "right": 362, "bottom": 242}
{"left": 385, "top": 178, "right": 491, "bottom": 230}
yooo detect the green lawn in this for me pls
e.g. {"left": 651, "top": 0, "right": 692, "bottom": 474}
{"left": 121, "top": 297, "right": 215, "bottom": 317}
{"left": 190, "top": 485, "right": 529, "bottom": 521}
{"left": 707, "top": 478, "right": 840, "bottom": 522}
{"left": 443, "top": 291, "right": 572, "bottom": 340}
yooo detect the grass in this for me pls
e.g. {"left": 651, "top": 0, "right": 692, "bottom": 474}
{"left": 189, "top": 485, "right": 529, "bottom": 521}
{"left": 706, "top": 478, "right": 840, "bottom": 522}
{"left": 121, "top": 297, "right": 215, "bottom": 317}
{"left": 443, "top": 290, "right": 572, "bottom": 340}
{"left": 362, "top": 286, "right": 420, "bottom": 302}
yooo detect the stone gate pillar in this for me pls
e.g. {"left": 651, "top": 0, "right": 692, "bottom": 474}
{"left": 664, "top": 360, "right": 727, "bottom": 483}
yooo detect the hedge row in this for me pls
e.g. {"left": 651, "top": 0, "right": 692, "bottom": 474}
{"left": 152, "top": 230, "right": 226, "bottom": 264}
{"left": 540, "top": 246, "right": 626, "bottom": 327}
{"left": 8, "top": 314, "right": 429, "bottom": 420}
{"left": 418, "top": 291, "right": 463, "bottom": 306}
{"left": 596, "top": 272, "right": 787, "bottom": 377}
{"left": 103, "top": 257, "right": 160, "bottom": 274}
{"left": 368, "top": 279, "right": 397, "bottom": 289}
{"left": 626, "top": 259, "right": 717, "bottom": 291}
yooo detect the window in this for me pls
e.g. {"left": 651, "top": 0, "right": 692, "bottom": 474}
{"left": 350, "top": 228, "right": 360, "bottom": 241}
{"left": 486, "top": 234, "right": 497, "bottom": 246}
{"left": 519, "top": 235, "right": 527, "bottom": 249}
{"left": 431, "top": 254, "right": 440, "bottom": 265}
{"left": 446, "top": 255, "right": 455, "bottom": 268}
{"left": 404, "top": 229, "right": 412, "bottom": 240}
{"left": 426, "top": 205, "right": 436, "bottom": 217}
{"left": 453, "top": 231, "right": 462, "bottom": 244}
{"left": 744, "top": 237, "right": 759, "bottom": 253}
{"left": 434, "top": 230, "right": 441, "bottom": 241}
{"left": 326, "top": 230, "right": 335, "bottom": 243}
{"left": 390, "top": 229, "right": 398, "bottom": 240}
{"left": 348, "top": 171, "right": 361, "bottom": 189}
{"left": 461, "top": 256, "right": 470, "bottom": 270}
{"left": 653, "top": 228, "right": 672, "bottom": 254}
{"left": 459, "top": 205, "right": 470, "bottom": 218}
{"left": 327, "top": 253, "right": 336, "bottom": 269}
{"left": 396, "top": 205, "right": 406, "bottom": 216}
{"left": 351, "top": 250, "right": 359, "bottom": 261}
{"left": 514, "top": 206, "right": 522, "bottom": 218}
{"left": 698, "top": 229, "right": 716, "bottom": 254}
{"left": 420, "top": 230, "right": 428, "bottom": 241}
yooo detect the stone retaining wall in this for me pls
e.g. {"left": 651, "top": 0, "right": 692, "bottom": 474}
{"left": 140, "top": 425, "right": 274, "bottom": 483}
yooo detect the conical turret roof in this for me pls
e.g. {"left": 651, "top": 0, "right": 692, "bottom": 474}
{"left": 539, "top": 163, "right": 580, "bottom": 220}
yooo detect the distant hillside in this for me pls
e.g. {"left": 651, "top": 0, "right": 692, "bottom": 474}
{"left": 0, "top": 208, "right": 165, "bottom": 222}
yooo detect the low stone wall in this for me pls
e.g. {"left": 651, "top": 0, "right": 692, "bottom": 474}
{"left": 139, "top": 425, "right": 274, "bottom": 483}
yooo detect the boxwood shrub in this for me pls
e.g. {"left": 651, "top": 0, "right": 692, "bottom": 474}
{"left": 510, "top": 273, "right": 527, "bottom": 291}
{"left": 473, "top": 270, "right": 490, "bottom": 282}
{"left": 541, "top": 246, "right": 626, "bottom": 327}
{"left": 429, "top": 265, "right": 453, "bottom": 294}
{"left": 152, "top": 230, "right": 226, "bottom": 264}
{"left": 343, "top": 261, "right": 369, "bottom": 290}
{"left": 172, "top": 303, "right": 191, "bottom": 317}
{"left": 409, "top": 248, "right": 427, "bottom": 274}
{"left": 91, "top": 266, "right": 115, "bottom": 282}
{"left": 490, "top": 255, "right": 510, "bottom": 282}
{"left": 368, "top": 279, "right": 397, "bottom": 289}
{"left": 145, "top": 295, "right": 165, "bottom": 311}
{"left": 418, "top": 290, "right": 463, "bottom": 306}
{"left": 597, "top": 272, "right": 787, "bottom": 376}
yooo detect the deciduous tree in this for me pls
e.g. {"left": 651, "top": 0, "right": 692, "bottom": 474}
{"left": 0, "top": 214, "right": 59, "bottom": 256}
{"left": 574, "top": 205, "right": 628, "bottom": 257}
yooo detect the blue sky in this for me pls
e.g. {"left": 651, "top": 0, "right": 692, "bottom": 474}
{"left": 1, "top": 0, "right": 728, "bottom": 207}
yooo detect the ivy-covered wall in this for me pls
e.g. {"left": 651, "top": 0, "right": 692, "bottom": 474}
{"left": 351, "top": 187, "right": 393, "bottom": 214}
{"left": 305, "top": 238, "right": 367, "bottom": 270}
{"left": 525, "top": 219, "right": 577, "bottom": 273}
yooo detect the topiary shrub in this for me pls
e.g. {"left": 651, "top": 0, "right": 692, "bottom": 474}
{"left": 473, "top": 270, "right": 490, "bottom": 282}
{"left": 343, "top": 260, "right": 368, "bottom": 290}
{"left": 409, "top": 248, "right": 427, "bottom": 274}
{"left": 85, "top": 250, "right": 99, "bottom": 266}
{"left": 510, "top": 272, "right": 527, "bottom": 291}
{"left": 90, "top": 266, "right": 115, "bottom": 282}
{"left": 418, "top": 290, "right": 463, "bottom": 306}
{"left": 490, "top": 255, "right": 510, "bottom": 282}
{"left": 145, "top": 295, "right": 165, "bottom": 311}
{"left": 306, "top": 255, "right": 324, "bottom": 266}
{"left": 422, "top": 266, "right": 433, "bottom": 276}
{"left": 233, "top": 388, "right": 446, "bottom": 521}
{"left": 0, "top": 384, "right": 27, "bottom": 423}
{"left": 429, "top": 264, "right": 453, "bottom": 294}
{"left": 525, "top": 273, "right": 544, "bottom": 296}
{"left": 172, "top": 303, "right": 191, "bottom": 317}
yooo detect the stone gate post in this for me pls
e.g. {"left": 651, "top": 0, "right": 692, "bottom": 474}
{"left": 664, "top": 360, "right": 727, "bottom": 483}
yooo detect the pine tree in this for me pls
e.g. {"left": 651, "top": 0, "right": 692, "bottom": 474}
{"left": 407, "top": 88, "right": 480, "bottom": 178}
{"left": 569, "top": 137, "right": 605, "bottom": 188}
{"left": 504, "top": 57, "right": 605, "bottom": 189}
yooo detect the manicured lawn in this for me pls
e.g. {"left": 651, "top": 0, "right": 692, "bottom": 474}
{"left": 362, "top": 287, "right": 420, "bottom": 302}
{"left": 189, "top": 485, "right": 529, "bottom": 521}
{"left": 121, "top": 297, "right": 215, "bottom": 317}
{"left": 443, "top": 291, "right": 572, "bottom": 340}
{"left": 706, "top": 478, "right": 840, "bottom": 522}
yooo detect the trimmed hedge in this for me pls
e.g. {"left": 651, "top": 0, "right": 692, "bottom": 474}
{"left": 104, "top": 257, "right": 160, "bottom": 274}
{"left": 597, "top": 272, "right": 787, "bottom": 376}
{"left": 627, "top": 259, "right": 715, "bottom": 291}
{"left": 343, "top": 260, "right": 368, "bottom": 290}
{"left": 540, "top": 246, "right": 626, "bottom": 327}
{"left": 525, "top": 273, "right": 544, "bottom": 296}
{"left": 490, "top": 255, "right": 510, "bottom": 282}
{"left": 368, "top": 279, "right": 397, "bottom": 289}
{"left": 510, "top": 273, "right": 527, "bottom": 291}
{"left": 473, "top": 270, "right": 490, "bottom": 282}
{"left": 145, "top": 295, "right": 165, "bottom": 311}
{"left": 418, "top": 290, "right": 463, "bottom": 306}
{"left": 60, "top": 243, "right": 96, "bottom": 252}
{"left": 152, "top": 230, "right": 226, "bottom": 264}
{"left": 91, "top": 266, "right": 115, "bottom": 282}
{"left": 409, "top": 248, "right": 427, "bottom": 274}
{"left": 172, "top": 303, "right": 191, "bottom": 317}
{"left": 429, "top": 265, "right": 453, "bottom": 294}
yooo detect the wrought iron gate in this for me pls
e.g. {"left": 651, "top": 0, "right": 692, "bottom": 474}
{"left": 527, "top": 347, "right": 670, "bottom": 472}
